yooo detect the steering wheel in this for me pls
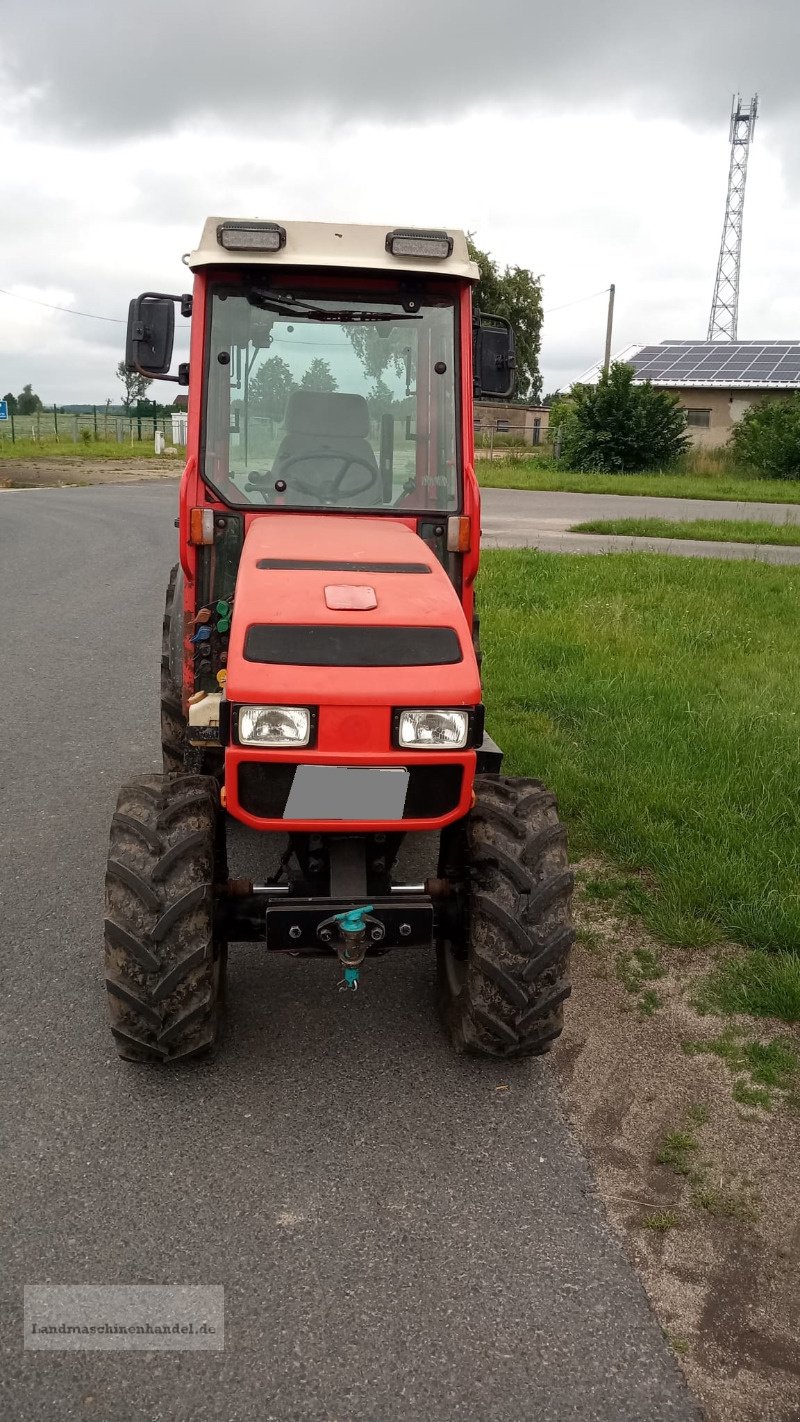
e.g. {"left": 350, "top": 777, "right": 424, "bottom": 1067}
{"left": 277, "top": 451, "right": 379, "bottom": 502}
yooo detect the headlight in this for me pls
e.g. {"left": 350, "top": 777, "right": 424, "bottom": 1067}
{"left": 397, "top": 709, "right": 469, "bottom": 750}
{"left": 238, "top": 706, "right": 311, "bottom": 746}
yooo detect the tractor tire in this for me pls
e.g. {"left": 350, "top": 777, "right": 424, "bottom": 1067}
{"left": 437, "top": 774, "right": 574, "bottom": 1058}
{"left": 161, "top": 565, "right": 186, "bottom": 777}
{"left": 104, "top": 773, "right": 226, "bottom": 1063}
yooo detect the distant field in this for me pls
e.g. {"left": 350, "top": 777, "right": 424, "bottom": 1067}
{"left": 571, "top": 517, "right": 800, "bottom": 546}
{"left": 481, "top": 549, "right": 800, "bottom": 986}
{"left": 477, "top": 460, "right": 800, "bottom": 504}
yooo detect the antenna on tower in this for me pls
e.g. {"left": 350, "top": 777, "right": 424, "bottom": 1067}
{"left": 707, "top": 93, "right": 758, "bottom": 341}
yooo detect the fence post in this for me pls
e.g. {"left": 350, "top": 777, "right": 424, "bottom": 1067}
{"left": 53, "top": 404, "right": 59, "bottom": 441}
{"left": 73, "top": 414, "right": 79, "bottom": 442}
{"left": 36, "top": 410, "right": 41, "bottom": 441}
{"left": 10, "top": 412, "right": 15, "bottom": 444}
{"left": 93, "top": 405, "right": 98, "bottom": 439}
{"left": 488, "top": 425, "right": 494, "bottom": 462}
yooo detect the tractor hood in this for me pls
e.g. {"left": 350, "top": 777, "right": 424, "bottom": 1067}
{"left": 225, "top": 515, "right": 480, "bottom": 706}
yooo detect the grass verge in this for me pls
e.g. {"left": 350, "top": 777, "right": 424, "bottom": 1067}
{"left": 0, "top": 439, "right": 177, "bottom": 461}
{"left": 481, "top": 550, "right": 800, "bottom": 969}
{"left": 693, "top": 951, "right": 800, "bottom": 1022}
{"left": 477, "top": 460, "right": 800, "bottom": 504}
{"left": 570, "top": 517, "right": 800, "bottom": 546}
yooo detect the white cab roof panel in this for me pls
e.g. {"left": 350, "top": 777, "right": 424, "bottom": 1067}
{"left": 188, "top": 218, "right": 478, "bottom": 281}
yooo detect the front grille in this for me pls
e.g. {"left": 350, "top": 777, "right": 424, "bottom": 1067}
{"left": 236, "top": 762, "right": 464, "bottom": 820}
{"left": 243, "top": 624, "right": 462, "bottom": 667}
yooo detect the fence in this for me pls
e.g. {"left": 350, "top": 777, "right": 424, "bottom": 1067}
{"left": 473, "top": 421, "right": 554, "bottom": 460}
{"left": 0, "top": 406, "right": 176, "bottom": 446}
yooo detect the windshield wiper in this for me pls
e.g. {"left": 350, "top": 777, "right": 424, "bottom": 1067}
{"left": 247, "top": 288, "right": 421, "bottom": 323}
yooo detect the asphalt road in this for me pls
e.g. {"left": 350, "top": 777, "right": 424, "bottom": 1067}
{"left": 1, "top": 483, "right": 698, "bottom": 1422}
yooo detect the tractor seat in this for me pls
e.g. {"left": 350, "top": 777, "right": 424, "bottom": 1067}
{"left": 272, "top": 390, "right": 383, "bottom": 506}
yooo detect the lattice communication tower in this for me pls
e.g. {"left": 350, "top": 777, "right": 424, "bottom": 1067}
{"left": 707, "top": 94, "right": 758, "bottom": 341}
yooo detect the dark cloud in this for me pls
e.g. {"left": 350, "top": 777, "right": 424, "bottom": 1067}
{"left": 2, "top": 0, "right": 795, "bottom": 140}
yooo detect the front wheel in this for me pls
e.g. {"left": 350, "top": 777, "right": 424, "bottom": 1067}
{"left": 437, "top": 775, "right": 574, "bottom": 1057}
{"left": 104, "top": 773, "right": 226, "bottom": 1062}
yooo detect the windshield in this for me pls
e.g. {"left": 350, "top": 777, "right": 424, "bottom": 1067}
{"left": 202, "top": 284, "right": 459, "bottom": 511}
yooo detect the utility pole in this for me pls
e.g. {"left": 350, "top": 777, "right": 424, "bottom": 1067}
{"left": 603, "top": 284, "right": 616, "bottom": 374}
{"left": 708, "top": 94, "right": 758, "bottom": 341}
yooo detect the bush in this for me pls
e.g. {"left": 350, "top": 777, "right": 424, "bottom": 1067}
{"left": 730, "top": 395, "right": 800, "bottom": 480}
{"left": 559, "top": 362, "right": 689, "bottom": 473}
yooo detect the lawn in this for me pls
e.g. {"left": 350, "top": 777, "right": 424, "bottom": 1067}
{"left": 480, "top": 550, "right": 800, "bottom": 978}
{"left": 0, "top": 439, "right": 175, "bottom": 460}
{"left": 570, "top": 517, "right": 800, "bottom": 546}
{"left": 477, "top": 459, "right": 800, "bottom": 504}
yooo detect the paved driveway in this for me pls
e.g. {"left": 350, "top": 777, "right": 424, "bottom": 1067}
{"left": 0, "top": 483, "right": 698, "bottom": 1421}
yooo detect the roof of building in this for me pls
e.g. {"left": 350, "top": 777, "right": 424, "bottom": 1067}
{"left": 188, "top": 219, "right": 479, "bottom": 282}
{"left": 629, "top": 341, "right": 800, "bottom": 389}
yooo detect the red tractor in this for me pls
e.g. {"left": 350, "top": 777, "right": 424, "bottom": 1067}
{"left": 105, "top": 219, "right": 573, "bottom": 1063}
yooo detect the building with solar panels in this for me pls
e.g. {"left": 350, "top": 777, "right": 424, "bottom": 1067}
{"left": 628, "top": 341, "right": 800, "bottom": 449}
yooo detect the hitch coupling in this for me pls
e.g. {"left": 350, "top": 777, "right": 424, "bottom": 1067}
{"left": 331, "top": 905, "right": 375, "bottom": 992}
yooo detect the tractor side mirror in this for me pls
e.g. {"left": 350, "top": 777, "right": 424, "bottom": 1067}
{"left": 473, "top": 313, "right": 516, "bottom": 399}
{"left": 126, "top": 292, "right": 191, "bottom": 385}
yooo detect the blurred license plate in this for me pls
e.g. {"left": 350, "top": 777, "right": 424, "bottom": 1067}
{"left": 284, "top": 766, "right": 410, "bottom": 820}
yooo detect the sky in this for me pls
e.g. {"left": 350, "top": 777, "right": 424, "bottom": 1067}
{"left": 1, "top": 0, "right": 799, "bottom": 404}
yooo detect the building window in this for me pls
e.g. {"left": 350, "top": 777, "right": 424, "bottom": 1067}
{"left": 684, "top": 408, "right": 711, "bottom": 428}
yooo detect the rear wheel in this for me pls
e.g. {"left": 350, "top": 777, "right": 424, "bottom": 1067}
{"left": 104, "top": 773, "right": 226, "bottom": 1063}
{"left": 437, "top": 774, "right": 574, "bottom": 1057}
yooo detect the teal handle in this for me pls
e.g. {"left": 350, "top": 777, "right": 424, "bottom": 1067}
{"left": 334, "top": 905, "right": 374, "bottom": 933}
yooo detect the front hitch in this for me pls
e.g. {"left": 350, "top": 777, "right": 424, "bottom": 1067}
{"left": 330, "top": 905, "right": 375, "bottom": 991}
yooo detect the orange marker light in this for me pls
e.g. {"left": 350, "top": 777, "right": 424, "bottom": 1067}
{"left": 446, "top": 516, "right": 471, "bottom": 553}
{"left": 189, "top": 508, "right": 215, "bottom": 545}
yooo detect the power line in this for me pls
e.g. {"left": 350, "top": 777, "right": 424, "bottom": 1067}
{"left": 543, "top": 287, "right": 610, "bottom": 316}
{"left": 0, "top": 281, "right": 609, "bottom": 327}
{"left": 0, "top": 286, "right": 125, "bottom": 323}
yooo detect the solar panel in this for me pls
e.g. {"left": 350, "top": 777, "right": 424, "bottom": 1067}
{"left": 628, "top": 341, "right": 800, "bottom": 386}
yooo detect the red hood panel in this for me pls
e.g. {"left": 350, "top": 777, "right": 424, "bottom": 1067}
{"left": 226, "top": 515, "right": 480, "bottom": 705}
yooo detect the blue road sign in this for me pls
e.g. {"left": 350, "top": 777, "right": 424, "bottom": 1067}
{"left": 0, "top": 400, "right": 8, "bottom": 421}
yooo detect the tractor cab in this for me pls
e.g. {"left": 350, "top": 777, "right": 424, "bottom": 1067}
{"left": 105, "top": 219, "right": 573, "bottom": 1066}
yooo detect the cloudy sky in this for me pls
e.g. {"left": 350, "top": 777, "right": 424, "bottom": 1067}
{"left": 2, "top": 0, "right": 799, "bottom": 404}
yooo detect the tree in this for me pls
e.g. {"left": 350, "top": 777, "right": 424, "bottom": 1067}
{"left": 730, "top": 394, "right": 800, "bottom": 480}
{"left": 116, "top": 361, "right": 152, "bottom": 410}
{"left": 248, "top": 355, "right": 296, "bottom": 418}
{"left": 17, "top": 383, "right": 43, "bottom": 415}
{"left": 559, "top": 362, "right": 689, "bottom": 472}
{"left": 366, "top": 378, "right": 395, "bottom": 418}
{"left": 300, "top": 358, "right": 338, "bottom": 393}
{"left": 468, "top": 239, "right": 543, "bottom": 402}
{"left": 2, "top": 392, "right": 17, "bottom": 415}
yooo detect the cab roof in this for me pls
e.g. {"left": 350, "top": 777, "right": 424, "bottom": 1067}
{"left": 188, "top": 218, "right": 479, "bottom": 282}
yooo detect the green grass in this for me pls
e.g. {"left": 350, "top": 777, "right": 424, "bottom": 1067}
{"left": 643, "top": 1210, "right": 681, "bottom": 1232}
{"left": 693, "top": 1186, "right": 758, "bottom": 1221}
{"left": 683, "top": 1028, "right": 798, "bottom": 1108}
{"left": 0, "top": 438, "right": 173, "bottom": 461}
{"left": 732, "top": 1080, "right": 772, "bottom": 1109}
{"left": 571, "top": 517, "right": 800, "bottom": 546}
{"left": 656, "top": 1130, "right": 701, "bottom": 1178}
{"left": 477, "top": 460, "right": 800, "bottom": 504}
{"left": 694, "top": 952, "right": 800, "bottom": 1023}
{"left": 481, "top": 551, "right": 800, "bottom": 967}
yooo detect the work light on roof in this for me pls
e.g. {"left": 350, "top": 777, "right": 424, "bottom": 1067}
{"left": 386, "top": 228, "right": 453, "bottom": 259}
{"left": 217, "top": 221, "right": 287, "bottom": 253}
